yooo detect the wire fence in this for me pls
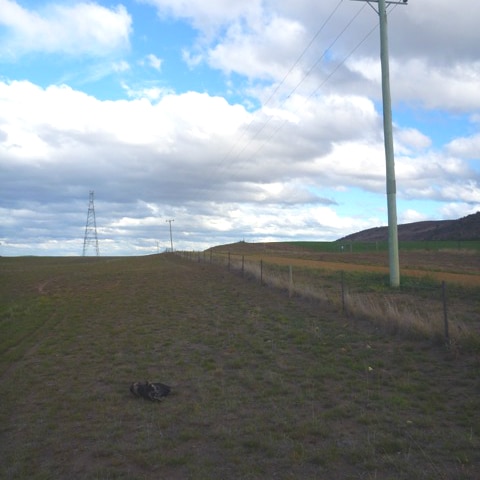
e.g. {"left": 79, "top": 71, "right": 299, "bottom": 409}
{"left": 177, "top": 250, "right": 480, "bottom": 351}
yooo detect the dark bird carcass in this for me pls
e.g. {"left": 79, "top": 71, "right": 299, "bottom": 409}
{"left": 130, "top": 381, "right": 171, "bottom": 401}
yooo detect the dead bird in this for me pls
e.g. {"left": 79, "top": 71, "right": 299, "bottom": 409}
{"left": 130, "top": 381, "right": 171, "bottom": 401}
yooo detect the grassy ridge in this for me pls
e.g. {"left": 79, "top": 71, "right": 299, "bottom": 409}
{"left": 1, "top": 254, "right": 479, "bottom": 479}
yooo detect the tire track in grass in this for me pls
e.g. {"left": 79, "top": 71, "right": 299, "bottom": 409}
{"left": 0, "top": 295, "right": 65, "bottom": 379}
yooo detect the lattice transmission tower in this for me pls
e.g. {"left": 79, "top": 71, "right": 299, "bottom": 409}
{"left": 82, "top": 190, "right": 99, "bottom": 256}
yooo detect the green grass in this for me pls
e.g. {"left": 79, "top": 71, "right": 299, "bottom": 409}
{"left": 1, "top": 254, "right": 479, "bottom": 479}
{"left": 288, "top": 240, "right": 480, "bottom": 253}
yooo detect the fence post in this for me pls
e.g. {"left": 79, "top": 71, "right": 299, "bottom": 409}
{"left": 260, "top": 260, "right": 263, "bottom": 285}
{"left": 341, "top": 271, "right": 346, "bottom": 314}
{"left": 210, "top": 250, "right": 212, "bottom": 263}
{"left": 442, "top": 281, "right": 449, "bottom": 342}
{"left": 242, "top": 255, "right": 245, "bottom": 277}
{"left": 228, "top": 252, "right": 231, "bottom": 271}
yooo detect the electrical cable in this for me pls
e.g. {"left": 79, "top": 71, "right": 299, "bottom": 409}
{"left": 245, "top": 3, "right": 402, "bottom": 170}
{"left": 262, "top": 0, "right": 345, "bottom": 109}
{"left": 215, "top": 0, "right": 346, "bottom": 172}
{"left": 223, "top": 2, "right": 369, "bottom": 170}
{"left": 249, "top": 21, "right": 379, "bottom": 163}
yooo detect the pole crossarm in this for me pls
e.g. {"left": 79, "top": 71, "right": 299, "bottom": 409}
{"left": 350, "top": 0, "right": 408, "bottom": 3}
{"left": 351, "top": 0, "right": 408, "bottom": 14}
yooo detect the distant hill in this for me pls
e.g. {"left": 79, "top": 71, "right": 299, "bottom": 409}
{"left": 338, "top": 212, "right": 480, "bottom": 242}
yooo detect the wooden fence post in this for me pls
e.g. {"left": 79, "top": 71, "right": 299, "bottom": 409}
{"left": 341, "top": 271, "right": 346, "bottom": 314}
{"left": 242, "top": 255, "right": 245, "bottom": 277}
{"left": 260, "top": 260, "right": 263, "bottom": 285}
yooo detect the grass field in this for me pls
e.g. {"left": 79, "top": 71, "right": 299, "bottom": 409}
{"left": 289, "top": 240, "right": 480, "bottom": 253}
{"left": 1, "top": 254, "right": 479, "bottom": 479}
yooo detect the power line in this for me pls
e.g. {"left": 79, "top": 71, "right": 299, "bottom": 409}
{"left": 247, "top": 21, "right": 379, "bottom": 163}
{"left": 262, "top": 0, "right": 346, "bottom": 108}
{"left": 285, "top": 2, "right": 369, "bottom": 101}
{"left": 218, "top": 1, "right": 370, "bottom": 174}
{"left": 215, "top": 0, "right": 346, "bottom": 173}
{"left": 232, "top": 5, "right": 378, "bottom": 168}
{"left": 258, "top": 3, "right": 405, "bottom": 154}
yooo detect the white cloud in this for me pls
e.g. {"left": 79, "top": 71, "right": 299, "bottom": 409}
{"left": 0, "top": 0, "right": 132, "bottom": 57}
{"left": 141, "top": 0, "right": 262, "bottom": 34}
{"left": 393, "top": 60, "right": 480, "bottom": 112}
{"left": 207, "top": 15, "right": 307, "bottom": 81}
{"left": 146, "top": 53, "right": 163, "bottom": 71}
{"left": 1, "top": 79, "right": 476, "bottom": 207}
{"left": 399, "top": 209, "right": 429, "bottom": 224}
{"left": 113, "top": 61, "right": 130, "bottom": 73}
{"left": 121, "top": 82, "right": 173, "bottom": 101}
{"left": 440, "top": 203, "right": 480, "bottom": 220}
{"left": 395, "top": 128, "right": 432, "bottom": 154}
{"left": 441, "top": 182, "right": 480, "bottom": 204}
{"left": 447, "top": 134, "right": 480, "bottom": 160}
{"left": 397, "top": 0, "right": 480, "bottom": 62}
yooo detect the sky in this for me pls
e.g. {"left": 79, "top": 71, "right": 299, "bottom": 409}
{"left": 0, "top": 0, "right": 479, "bottom": 256}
